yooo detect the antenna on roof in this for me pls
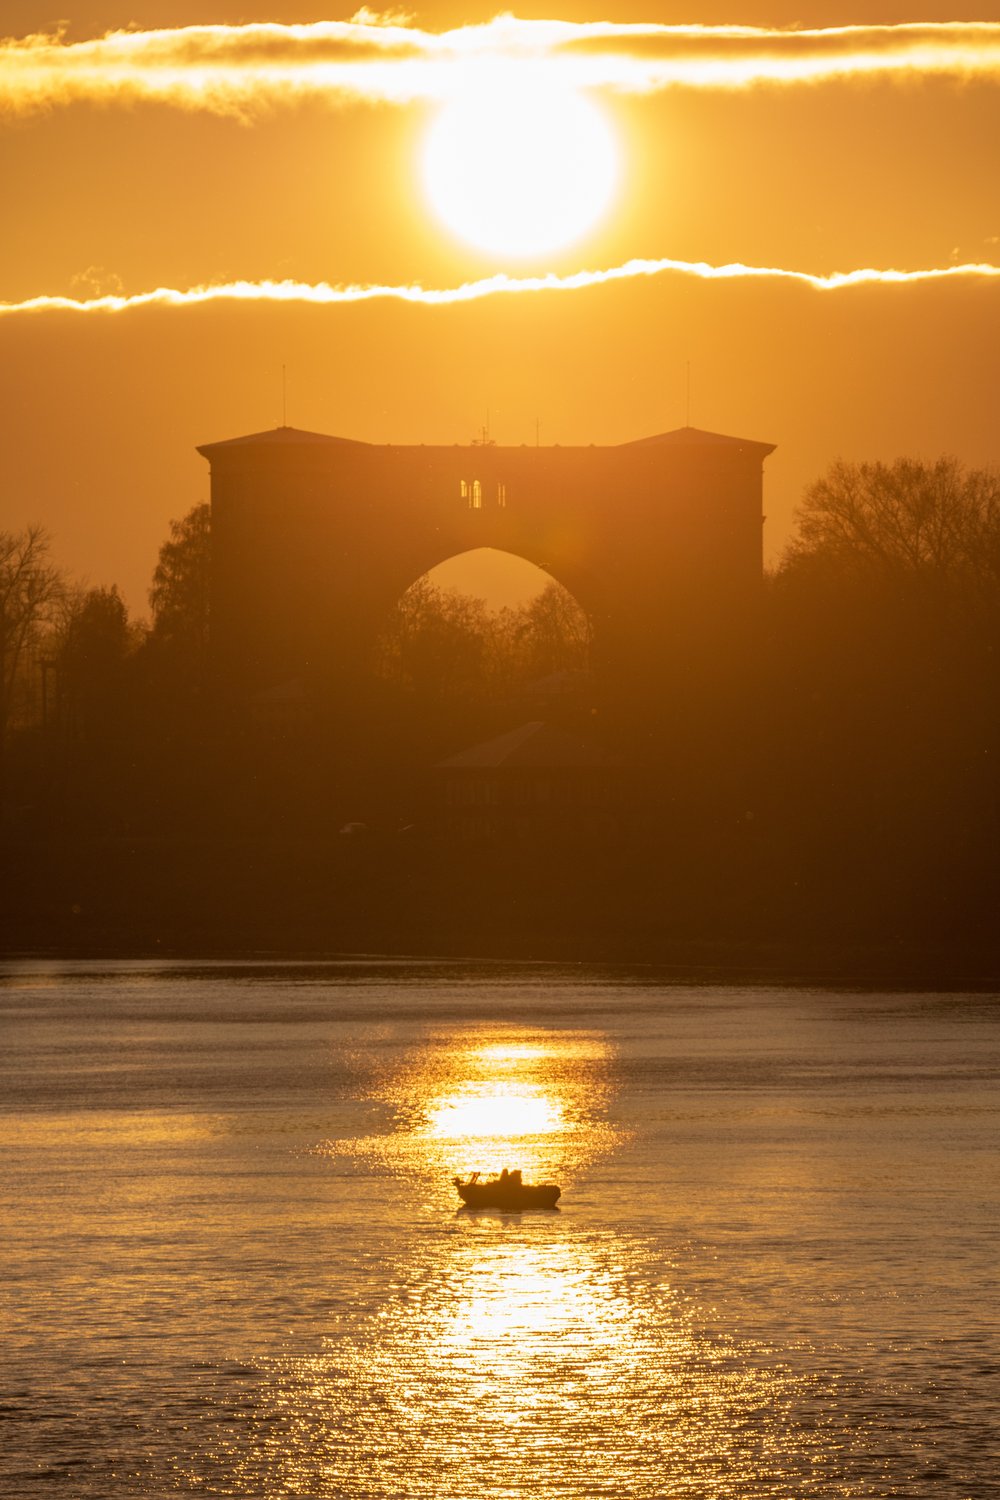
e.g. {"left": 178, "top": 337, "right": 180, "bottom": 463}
{"left": 281, "top": 365, "right": 287, "bottom": 428}
{"left": 685, "top": 361, "right": 691, "bottom": 428}
{"left": 473, "top": 410, "right": 495, "bottom": 447}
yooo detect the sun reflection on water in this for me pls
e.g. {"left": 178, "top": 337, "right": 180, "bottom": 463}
{"left": 474, "top": 1042, "right": 546, "bottom": 1060}
{"left": 425, "top": 1085, "right": 564, "bottom": 1143}
{"left": 415, "top": 1030, "right": 611, "bottom": 1184}
{"left": 221, "top": 1222, "right": 813, "bottom": 1499}
{"left": 438, "top": 1239, "right": 638, "bottom": 1377}
{"left": 317, "top": 1025, "right": 619, "bottom": 1190}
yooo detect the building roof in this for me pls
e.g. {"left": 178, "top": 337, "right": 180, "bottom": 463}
{"left": 248, "top": 677, "right": 305, "bottom": 704}
{"left": 522, "top": 669, "right": 593, "bottom": 699}
{"left": 620, "top": 425, "right": 775, "bottom": 457}
{"left": 197, "top": 423, "right": 774, "bottom": 459}
{"left": 437, "top": 721, "right": 610, "bottom": 771}
{"left": 196, "top": 426, "right": 370, "bottom": 458}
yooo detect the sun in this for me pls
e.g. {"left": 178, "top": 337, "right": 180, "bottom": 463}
{"left": 421, "top": 77, "right": 619, "bottom": 258}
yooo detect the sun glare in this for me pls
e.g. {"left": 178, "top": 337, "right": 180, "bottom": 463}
{"left": 426, "top": 1085, "right": 563, "bottom": 1140}
{"left": 421, "top": 77, "right": 619, "bottom": 257}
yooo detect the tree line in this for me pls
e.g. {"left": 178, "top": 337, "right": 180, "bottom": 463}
{"left": 760, "top": 457, "right": 999, "bottom": 950}
{"left": 0, "top": 499, "right": 593, "bottom": 830}
{"left": 0, "top": 504, "right": 210, "bottom": 744}
{"left": 0, "top": 504, "right": 210, "bottom": 831}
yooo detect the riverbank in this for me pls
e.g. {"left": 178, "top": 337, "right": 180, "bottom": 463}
{"left": 3, "top": 832, "right": 997, "bottom": 988}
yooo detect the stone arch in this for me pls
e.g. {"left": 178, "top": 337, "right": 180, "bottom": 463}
{"left": 199, "top": 423, "right": 774, "bottom": 706}
{"left": 379, "top": 545, "right": 598, "bottom": 631}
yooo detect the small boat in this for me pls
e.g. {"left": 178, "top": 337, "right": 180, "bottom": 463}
{"left": 453, "top": 1170, "right": 561, "bottom": 1210}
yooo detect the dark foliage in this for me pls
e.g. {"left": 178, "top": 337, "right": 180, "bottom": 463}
{"left": 58, "top": 586, "right": 136, "bottom": 742}
{"left": 147, "top": 501, "right": 211, "bottom": 696}
{"left": 375, "top": 576, "right": 591, "bottom": 704}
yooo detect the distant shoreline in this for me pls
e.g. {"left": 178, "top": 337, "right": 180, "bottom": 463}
{"left": 3, "top": 832, "right": 997, "bottom": 991}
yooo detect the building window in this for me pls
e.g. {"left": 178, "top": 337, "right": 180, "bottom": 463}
{"left": 461, "top": 478, "right": 492, "bottom": 509}
{"left": 497, "top": 482, "right": 507, "bottom": 508}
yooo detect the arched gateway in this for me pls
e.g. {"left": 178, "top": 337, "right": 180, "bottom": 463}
{"left": 197, "top": 424, "right": 775, "bottom": 704}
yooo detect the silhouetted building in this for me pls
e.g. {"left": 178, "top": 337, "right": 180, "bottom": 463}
{"left": 435, "top": 721, "right": 621, "bottom": 840}
{"left": 197, "top": 424, "right": 775, "bottom": 710}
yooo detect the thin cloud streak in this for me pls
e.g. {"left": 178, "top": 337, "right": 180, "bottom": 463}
{"left": 3, "top": 18, "right": 1000, "bottom": 115}
{"left": 3, "top": 257, "right": 999, "bottom": 319}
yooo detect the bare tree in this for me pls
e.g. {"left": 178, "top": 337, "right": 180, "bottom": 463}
{"left": 782, "top": 457, "right": 1000, "bottom": 608}
{"left": 375, "top": 577, "right": 590, "bottom": 703}
{"left": 0, "top": 526, "right": 64, "bottom": 740}
{"left": 517, "top": 582, "right": 592, "bottom": 679}
{"left": 375, "top": 577, "right": 491, "bottom": 702}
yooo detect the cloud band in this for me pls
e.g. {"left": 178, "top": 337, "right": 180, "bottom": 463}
{"left": 3, "top": 256, "right": 998, "bottom": 319}
{"left": 3, "top": 18, "right": 1000, "bottom": 115}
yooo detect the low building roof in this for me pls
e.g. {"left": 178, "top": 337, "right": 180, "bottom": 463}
{"left": 248, "top": 677, "right": 305, "bottom": 704}
{"left": 437, "top": 721, "right": 610, "bottom": 771}
{"left": 620, "top": 425, "right": 775, "bottom": 457}
{"left": 196, "top": 426, "right": 370, "bottom": 458}
{"left": 522, "top": 669, "right": 593, "bottom": 699}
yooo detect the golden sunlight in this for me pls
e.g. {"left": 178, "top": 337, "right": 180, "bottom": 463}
{"left": 421, "top": 77, "right": 618, "bottom": 257}
{"left": 319, "top": 1026, "right": 618, "bottom": 1189}
{"left": 425, "top": 1084, "right": 563, "bottom": 1140}
{"left": 440, "top": 1242, "right": 606, "bottom": 1348}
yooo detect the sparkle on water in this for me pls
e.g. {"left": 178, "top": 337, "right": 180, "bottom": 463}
{"left": 2, "top": 961, "right": 998, "bottom": 1498}
{"left": 425, "top": 1086, "right": 564, "bottom": 1144}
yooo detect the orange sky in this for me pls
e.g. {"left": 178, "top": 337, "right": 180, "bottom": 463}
{"left": 1, "top": 2, "right": 998, "bottom": 612}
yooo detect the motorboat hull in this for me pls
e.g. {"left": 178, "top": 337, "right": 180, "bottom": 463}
{"left": 455, "top": 1181, "right": 561, "bottom": 1210}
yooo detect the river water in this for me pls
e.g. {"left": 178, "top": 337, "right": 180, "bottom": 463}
{"left": 1, "top": 960, "right": 997, "bottom": 1498}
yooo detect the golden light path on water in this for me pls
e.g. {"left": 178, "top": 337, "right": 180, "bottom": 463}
{"left": 421, "top": 1040, "right": 570, "bottom": 1177}
{"left": 228, "top": 1235, "right": 814, "bottom": 1497}
{"left": 222, "top": 1026, "right": 827, "bottom": 1498}
{"left": 378, "top": 1027, "right": 613, "bottom": 1186}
